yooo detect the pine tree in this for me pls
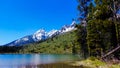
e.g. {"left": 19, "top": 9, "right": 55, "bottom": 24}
{"left": 76, "top": 0, "right": 120, "bottom": 58}
{"left": 77, "top": 0, "right": 92, "bottom": 21}
{"left": 87, "top": 0, "right": 119, "bottom": 57}
{"left": 75, "top": 24, "right": 88, "bottom": 58}
{"left": 76, "top": 0, "right": 93, "bottom": 58}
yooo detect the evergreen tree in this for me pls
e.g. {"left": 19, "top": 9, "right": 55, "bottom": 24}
{"left": 77, "top": 0, "right": 92, "bottom": 21}
{"left": 76, "top": 0, "right": 120, "bottom": 58}
{"left": 87, "top": 0, "right": 119, "bottom": 57}
{"left": 76, "top": 0, "right": 93, "bottom": 58}
{"left": 75, "top": 24, "right": 88, "bottom": 58}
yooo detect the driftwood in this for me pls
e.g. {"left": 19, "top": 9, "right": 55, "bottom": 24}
{"left": 101, "top": 44, "right": 120, "bottom": 59}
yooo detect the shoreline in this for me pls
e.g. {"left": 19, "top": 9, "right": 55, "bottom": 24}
{"left": 37, "top": 58, "right": 120, "bottom": 68}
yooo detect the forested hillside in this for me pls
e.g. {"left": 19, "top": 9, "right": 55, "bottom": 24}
{"left": 18, "top": 30, "right": 80, "bottom": 54}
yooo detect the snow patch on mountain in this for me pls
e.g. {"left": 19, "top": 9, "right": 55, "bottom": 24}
{"left": 47, "top": 30, "right": 59, "bottom": 38}
{"left": 60, "top": 21, "right": 76, "bottom": 33}
{"left": 32, "top": 29, "right": 47, "bottom": 42}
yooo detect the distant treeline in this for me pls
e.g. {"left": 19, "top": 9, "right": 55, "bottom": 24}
{"left": 0, "top": 46, "right": 22, "bottom": 53}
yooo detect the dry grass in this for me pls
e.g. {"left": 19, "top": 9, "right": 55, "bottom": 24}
{"left": 67, "top": 57, "right": 120, "bottom": 68}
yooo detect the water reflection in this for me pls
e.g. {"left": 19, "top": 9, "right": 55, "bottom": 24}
{"left": 0, "top": 54, "right": 79, "bottom": 68}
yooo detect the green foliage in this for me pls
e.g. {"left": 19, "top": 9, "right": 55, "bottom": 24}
{"left": 75, "top": 24, "right": 88, "bottom": 58}
{"left": 77, "top": 0, "right": 92, "bottom": 20}
{"left": 18, "top": 31, "right": 80, "bottom": 54}
{"left": 86, "top": 0, "right": 119, "bottom": 57}
{"left": 87, "top": 19, "right": 118, "bottom": 56}
{"left": 77, "top": 0, "right": 120, "bottom": 58}
{"left": 0, "top": 46, "right": 22, "bottom": 53}
{"left": 116, "top": 23, "right": 120, "bottom": 44}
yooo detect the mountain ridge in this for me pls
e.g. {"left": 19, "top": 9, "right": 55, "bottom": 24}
{"left": 4, "top": 21, "right": 76, "bottom": 46}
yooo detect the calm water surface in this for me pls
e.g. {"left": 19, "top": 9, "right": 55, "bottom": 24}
{"left": 0, "top": 54, "right": 80, "bottom": 68}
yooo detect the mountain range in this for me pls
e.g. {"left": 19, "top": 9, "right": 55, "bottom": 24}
{"left": 4, "top": 21, "right": 76, "bottom": 46}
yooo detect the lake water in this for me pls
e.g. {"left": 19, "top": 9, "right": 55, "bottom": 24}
{"left": 0, "top": 54, "right": 80, "bottom": 68}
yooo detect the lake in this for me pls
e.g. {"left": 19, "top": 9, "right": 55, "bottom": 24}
{"left": 0, "top": 54, "right": 80, "bottom": 68}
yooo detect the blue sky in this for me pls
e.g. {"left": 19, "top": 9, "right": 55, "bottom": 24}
{"left": 0, "top": 0, "right": 78, "bottom": 45}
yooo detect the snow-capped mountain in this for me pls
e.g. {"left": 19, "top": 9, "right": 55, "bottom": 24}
{"left": 47, "top": 30, "right": 60, "bottom": 38}
{"left": 5, "top": 35, "right": 35, "bottom": 46}
{"left": 32, "top": 29, "right": 47, "bottom": 42}
{"left": 60, "top": 21, "right": 76, "bottom": 33}
{"left": 4, "top": 21, "right": 76, "bottom": 46}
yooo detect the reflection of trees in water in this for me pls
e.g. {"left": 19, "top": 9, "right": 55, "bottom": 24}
{"left": 18, "top": 62, "right": 89, "bottom": 68}
{"left": 37, "top": 63, "right": 89, "bottom": 68}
